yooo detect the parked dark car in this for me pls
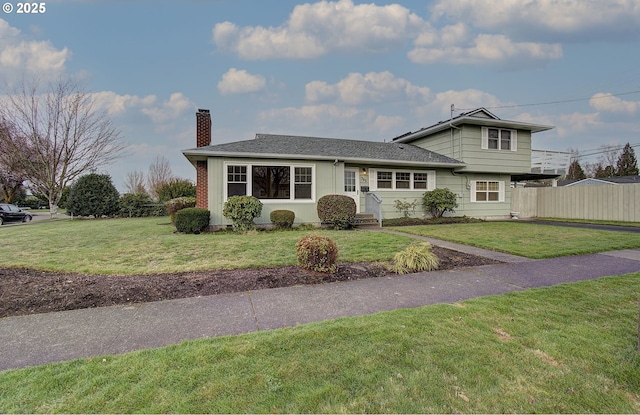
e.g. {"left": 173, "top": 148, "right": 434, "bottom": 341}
{"left": 0, "top": 204, "right": 33, "bottom": 225}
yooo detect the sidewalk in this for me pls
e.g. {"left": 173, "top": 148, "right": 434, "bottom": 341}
{"left": 2, "top": 239, "right": 640, "bottom": 371}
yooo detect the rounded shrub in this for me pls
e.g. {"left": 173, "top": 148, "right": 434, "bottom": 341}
{"left": 175, "top": 207, "right": 210, "bottom": 234}
{"left": 295, "top": 234, "right": 339, "bottom": 273}
{"left": 66, "top": 173, "right": 120, "bottom": 217}
{"left": 317, "top": 194, "right": 356, "bottom": 229}
{"left": 270, "top": 209, "right": 295, "bottom": 229}
{"left": 165, "top": 197, "right": 196, "bottom": 223}
{"left": 423, "top": 188, "right": 458, "bottom": 218}
{"left": 391, "top": 242, "right": 439, "bottom": 274}
{"left": 222, "top": 195, "right": 263, "bottom": 232}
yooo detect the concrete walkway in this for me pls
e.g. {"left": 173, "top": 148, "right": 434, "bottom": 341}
{"left": 2, "top": 236, "right": 640, "bottom": 371}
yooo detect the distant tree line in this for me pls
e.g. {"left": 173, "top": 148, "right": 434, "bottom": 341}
{"left": 565, "top": 142, "right": 639, "bottom": 180}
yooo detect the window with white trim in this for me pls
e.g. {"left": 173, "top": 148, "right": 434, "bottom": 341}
{"left": 227, "top": 165, "right": 247, "bottom": 197}
{"left": 370, "top": 169, "right": 436, "bottom": 191}
{"left": 482, "top": 127, "right": 517, "bottom": 151}
{"left": 471, "top": 180, "right": 505, "bottom": 202}
{"left": 225, "top": 163, "right": 314, "bottom": 201}
{"left": 377, "top": 171, "right": 393, "bottom": 189}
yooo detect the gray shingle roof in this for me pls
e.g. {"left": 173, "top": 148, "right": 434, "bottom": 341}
{"left": 183, "top": 134, "right": 463, "bottom": 167}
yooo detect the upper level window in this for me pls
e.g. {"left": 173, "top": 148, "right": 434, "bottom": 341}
{"left": 482, "top": 127, "right": 517, "bottom": 151}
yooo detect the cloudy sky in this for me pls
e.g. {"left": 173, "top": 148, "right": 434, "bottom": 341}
{"left": 2, "top": 0, "right": 639, "bottom": 191}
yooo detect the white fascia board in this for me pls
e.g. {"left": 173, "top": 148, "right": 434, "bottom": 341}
{"left": 182, "top": 149, "right": 465, "bottom": 169}
{"left": 394, "top": 117, "right": 554, "bottom": 143}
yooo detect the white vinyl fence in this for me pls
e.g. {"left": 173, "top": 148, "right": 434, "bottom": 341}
{"left": 511, "top": 184, "right": 640, "bottom": 222}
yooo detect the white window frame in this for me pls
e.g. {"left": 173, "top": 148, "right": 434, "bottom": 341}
{"left": 481, "top": 127, "right": 517, "bottom": 152}
{"left": 223, "top": 162, "right": 316, "bottom": 203}
{"left": 470, "top": 180, "right": 505, "bottom": 203}
{"left": 369, "top": 169, "right": 436, "bottom": 191}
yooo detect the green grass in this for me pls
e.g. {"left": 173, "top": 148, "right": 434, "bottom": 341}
{"left": 0, "top": 217, "right": 414, "bottom": 274}
{"left": 1, "top": 274, "right": 639, "bottom": 413}
{"left": 537, "top": 217, "right": 640, "bottom": 228}
{"left": 390, "top": 222, "right": 640, "bottom": 259}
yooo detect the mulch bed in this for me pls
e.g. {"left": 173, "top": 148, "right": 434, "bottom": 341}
{"left": 0, "top": 246, "right": 501, "bottom": 318}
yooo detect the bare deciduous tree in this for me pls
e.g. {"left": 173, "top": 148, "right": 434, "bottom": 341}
{"left": 124, "top": 170, "right": 147, "bottom": 194}
{"left": 147, "top": 155, "right": 173, "bottom": 200}
{"left": 0, "top": 78, "right": 127, "bottom": 213}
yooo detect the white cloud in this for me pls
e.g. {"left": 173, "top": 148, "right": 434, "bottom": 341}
{"left": 430, "top": 0, "right": 640, "bottom": 41}
{"left": 212, "top": 0, "right": 426, "bottom": 60}
{"left": 141, "top": 92, "right": 194, "bottom": 124}
{"left": 0, "top": 19, "right": 70, "bottom": 80}
{"left": 414, "top": 89, "right": 504, "bottom": 118}
{"left": 589, "top": 93, "right": 640, "bottom": 114}
{"left": 305, "top": 71, "right": 431, "bottom": 105}
{"left": 90, "top": 91, "right": 156, "bottom": 116}
{"left": 409, "top": 34, "right": 562, "bottom": 67}
{"left": 217, "top": 68, "right": 266, "bottom": 95}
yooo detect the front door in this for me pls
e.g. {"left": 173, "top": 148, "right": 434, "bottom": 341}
{"left": 344, "top": 168, "right": 360, "bottom": 213}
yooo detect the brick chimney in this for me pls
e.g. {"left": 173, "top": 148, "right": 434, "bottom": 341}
{"left": 195, "top": 109, "right": 211, "bottom": 209}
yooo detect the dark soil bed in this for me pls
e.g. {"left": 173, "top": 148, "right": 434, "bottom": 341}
{"left": 0, "top": 246, "right": 500, "bottom": 318}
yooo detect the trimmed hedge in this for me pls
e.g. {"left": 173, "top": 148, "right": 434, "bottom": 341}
{"left": 317, "top": 194, "right": 356, "bottom": 230}
{"left": 175, "top": 207, "right": 210, "bottom": 234}
{"left": 295, "top": 234, "right": 338, "bottom": 273}
{"left": 270, "top": 209, "right": 295, "bottom": 229}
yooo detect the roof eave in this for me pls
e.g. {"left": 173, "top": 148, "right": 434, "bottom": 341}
{"left": 394, "top": 117, "right": 555, "bottom": 143}
{"left": 182, "top": 149, "right": 465, "bottom": 168}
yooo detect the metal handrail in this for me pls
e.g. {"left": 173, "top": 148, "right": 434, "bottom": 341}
{"left": 365, "top": 192, "right": 383, "bottom": 227}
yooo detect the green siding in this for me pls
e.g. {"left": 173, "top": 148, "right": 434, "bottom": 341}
{"left": 412, "top": 125, "right": 532, "bottom": 174}
{"left": 368, "top": 170, "right": 512, "bottom": 220}
{"left": 207, "top": 157, "right": 342, "bottom": 227}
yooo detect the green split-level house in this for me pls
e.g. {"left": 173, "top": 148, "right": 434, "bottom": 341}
{"left": 182, "top": 108, "right": 569, "bottom": 228}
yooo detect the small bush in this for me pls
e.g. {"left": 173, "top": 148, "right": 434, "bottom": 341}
{"left": 423, "top": 188, "right": 458, "bottom": 218}
{"left": 295, "top": 234, "right": 339, "bottom": 273}
{"left": 270, "top": 209, "right": 295, "bottom": 229}
{"left": 391, "top": 242, "right": 439, "bottom": 274}
{"left": 165, "top": 197, "right": 196, "bottom": 223}
{"left": 223, "top": 195, "right": 263, "bottom": 232}
{"left": 317, "top": 194, "right": 356, "bottom": 230}
{"left": 175, "top": 207, "right": 210, "bottom": 234}
{"left": 394, "top": 199, "right": 418, "bottom": 218}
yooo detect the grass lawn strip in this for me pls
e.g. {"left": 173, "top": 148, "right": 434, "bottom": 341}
{"left": 1, "top": 273, "right": 639, "bottom": 413}
{"left": 1, "top": 218, "right": 415, "bottom": 275}
{"left": 390, "top": 222, "right": 640, "bottom": 259}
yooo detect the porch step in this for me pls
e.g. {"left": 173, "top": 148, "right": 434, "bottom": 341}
{"left": 351, "top": 213, "right": 380, "bottom": 227}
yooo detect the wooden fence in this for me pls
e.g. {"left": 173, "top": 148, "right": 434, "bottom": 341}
{"left": 511, "top": 184, "right": 640, "bottom": 222}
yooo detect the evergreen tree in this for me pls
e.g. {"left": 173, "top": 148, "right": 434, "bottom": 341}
{"left": 566, "top": 160, "right": 586, "bottom": 180}
{"left": 615, "top": 143, "right": 639, "bottom": 176}
{"left": 67, "top": 173, "right": 120, "bottom": 217}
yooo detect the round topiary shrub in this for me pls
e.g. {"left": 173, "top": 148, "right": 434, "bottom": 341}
{"left": 223, "top": 195, "right": 263, "bottom": 232}
{"left": 391, "top": 242, "right": 439, "bottom": 274}
{"left": 66, "top": 173, "right": 120, "bottom": 217}
{"left": 295, "top": 234, "right": 339, "bottom": 273}
{"left": 270, "top": 209, "right": 295, "bottom": 229}
{"left": 317, "top": 194, "right": 356, "bottom": 229}
{"left": 175, "top": 207, "right": 210, "bottom": 234}
{"left": 165, "top": 197, "right": 196, "bottom": 223}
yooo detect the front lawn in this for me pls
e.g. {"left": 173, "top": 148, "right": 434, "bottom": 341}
{"left": 1, "top": 273, "right": 639, "bottom": 413}
{"left": 390, "top": 222, "right": 640, "bottom": 259}
{"left": 0, "top": 217, "right": 415, "bottom": 274}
